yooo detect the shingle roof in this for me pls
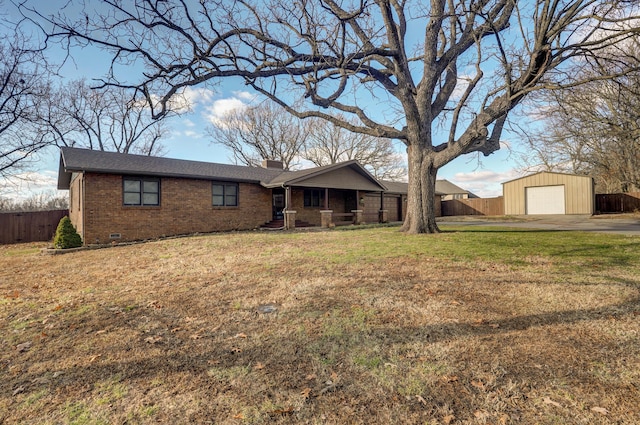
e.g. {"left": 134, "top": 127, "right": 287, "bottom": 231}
{"left": 59, "top": 148, "right": 469, "bottom": 198}
{"left": 264, "top": 160, "right": 385, "bottom": 190}
{"left": 380, "top": 180, "right": 446, "bottom": 196}
{"left": 58, "top": 147, "right": 285, "bottom": 189}
{"left": 265, "top": 161, "right": 353, "bottom": 187}
{"left": 379, "top": 180, "right": 408, "bottom": 194}
{"left": 435, "top": 179, "right": 469, "bottom": 195}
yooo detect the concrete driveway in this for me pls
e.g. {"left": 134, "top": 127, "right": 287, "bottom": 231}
{"left": 437, "top": 215, "right": 640, "bottom": 236}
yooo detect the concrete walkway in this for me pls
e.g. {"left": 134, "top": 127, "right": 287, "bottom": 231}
{"left": 437, "top": 215, "right": 640, "bottom": 236}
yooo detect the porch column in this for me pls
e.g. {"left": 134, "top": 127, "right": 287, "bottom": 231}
{"left": 379, "top": 209, "right": 388, "bottom": 223}
{"left": 320, "top": 210, "right": 333, "bottom": 228}
{"left": 379, "top": 191, "right": 387, "bottom": 223}
{"left": 285, "top": 210, "right": 297, "bottom": 230}
{"left": 324, "top": 188, "right": 329, "bottom": 210}
{"left": 351, "top": 209, "right": 363, "bottom": 225}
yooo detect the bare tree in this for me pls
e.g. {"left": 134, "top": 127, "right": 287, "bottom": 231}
{"left": 2, "top": 0, "right": 177, "bottom": 182}
{"left": 0, "top": 190, "right": 68, "bottom": 212}
{"left": 304, "top": 118, "right": 406, "bottom": 180}
{"left": 24, "top": 0, "right": 640, "bottom": 232}
{"left": 0, "top": 15, "right": 48, "bottom": 177}
{"left": 520, "top": 41, "right": 640, "bottom": 193}
{"left": 207, "top": 101, "right": 310, "bottom": 170}
{"left": 36, "top": 79, "right": 172, "bottom": 155}
{"left": 209, "top": 101, "right": 407, "bottom": 177}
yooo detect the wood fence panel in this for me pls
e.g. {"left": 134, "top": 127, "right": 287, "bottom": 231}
{"left": 0, "top": 210, "right": 69, "bottom": 244}
{"left": 441, "top": 197, "right": 504, "bottom": 216}
{"left": 596, "top": 192, "right": 640, "bottom": 213}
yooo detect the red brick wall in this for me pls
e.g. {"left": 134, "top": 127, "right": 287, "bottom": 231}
{"left": 289, "top": 189, "right": 318, "bottom": 225}
{"left": 77, "top": 173, "right": 272, "bottom": 244}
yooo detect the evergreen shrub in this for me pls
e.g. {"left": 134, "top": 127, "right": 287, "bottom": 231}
{"left": 53, "top": 216, "right": 82, "bottom": 249}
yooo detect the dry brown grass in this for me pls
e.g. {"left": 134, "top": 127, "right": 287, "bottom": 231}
{"left": 1, "top": 228, "right": 639, "bottom": 424}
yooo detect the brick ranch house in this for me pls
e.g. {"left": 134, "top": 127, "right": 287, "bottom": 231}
{"left": 58, "top": 147, "right": 435, "bottom": 244}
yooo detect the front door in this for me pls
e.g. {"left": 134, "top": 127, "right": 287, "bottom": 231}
{"left": 272, "top": 190, "right": 285, "bottom": 220}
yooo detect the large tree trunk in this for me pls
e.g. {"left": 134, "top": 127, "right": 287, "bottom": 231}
{"left": 401, "top": 146, "right": 440, "bottom": 234}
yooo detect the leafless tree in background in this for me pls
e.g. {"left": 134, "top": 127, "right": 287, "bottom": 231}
{"left": 2, "top": 0, "right": 180, "bottom": 183}
{"left": 0, "top": 14, "right": 48, "bottom": 178}
{"left": 209, "top": 101, "right": 406, "bottom": 178}
{"left": 520, "top": 39, "right": 640, "bottom": 193}
{"left": 23, "top": 0, "right": 640, "bottom": 232}
{"left": 304, "top": 117, "right": 406, "bottom": 180}
{"left": 0, "top": 190, "right": 68, "bottom": 212}
{"left": 36, "top": 79, "right": 173, "bottom": 156}
{"left": 207, "top": 101, "right": 310, "bottom": 170}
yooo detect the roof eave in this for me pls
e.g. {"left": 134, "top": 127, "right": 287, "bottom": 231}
{"left": 60, "top": 165, "right": 266, "bottom": 186}
{"left": 57, "top": 153, "right": 72, "bottom": 190}
{"left": 267, "top": 161, "right": 387, "bottom": 191}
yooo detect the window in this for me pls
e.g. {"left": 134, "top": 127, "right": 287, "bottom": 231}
{"left": 304, "top": 189, "right": 324, "bottom": 207}
{"left": 123, "top": 177, "right": 160, "bottom": 206}
{"left": 212, "top": 182, "right": 238, "bottom": 207}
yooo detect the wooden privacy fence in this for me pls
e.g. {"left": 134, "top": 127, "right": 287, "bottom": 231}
{"left": 441, "top": 197, "right": 504, "bottom": 216}
{"left": 596, "top": 192, "right": 640, "bottom": 213}
{"left": 0, "top": 210, "right": 69, "bottom": 245}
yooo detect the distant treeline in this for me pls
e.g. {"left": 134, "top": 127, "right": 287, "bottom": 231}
{"left": 0, "top": 191, "right": 68, "bottom": 212}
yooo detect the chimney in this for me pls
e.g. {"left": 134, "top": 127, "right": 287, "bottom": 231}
{"left": 261, "top": 159, "right": 284, "bottom": 169}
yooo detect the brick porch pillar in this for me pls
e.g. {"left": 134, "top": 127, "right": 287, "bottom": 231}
{"left": 284, "top": 210, "right": 297, "bottom": 230}
{"left": 379, "top": 209, "right": 388, "bottom": 223}
{"left": 320, "top": 210, "right": 333, "bottom": 228}
{"left": 351, "top": 210, "right": 363, "bottom": 225}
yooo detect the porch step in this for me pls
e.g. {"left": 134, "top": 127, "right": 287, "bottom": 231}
{"left": 261, "top": 219, "right": 284, "bottom": 229}
{"left": 260, "top": 219, "right": 315, "bottom": 229}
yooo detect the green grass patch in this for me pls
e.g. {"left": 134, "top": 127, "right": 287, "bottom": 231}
{"left": 298, "top": 226, "right": 640, "bottom": 274}
{"left": 3, "top": 248, "right": 42, "bottom": 257}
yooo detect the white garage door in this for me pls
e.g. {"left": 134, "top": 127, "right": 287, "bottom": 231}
{"left": 526, "top": 185, "right": 566, "bottom": 214}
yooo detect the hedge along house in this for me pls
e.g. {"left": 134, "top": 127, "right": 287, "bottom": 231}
{"left": 502, "top": 171, "right": 595, "bottom": 215}
{"left": 57, "top": 147, "right": 405, "bottom": 244}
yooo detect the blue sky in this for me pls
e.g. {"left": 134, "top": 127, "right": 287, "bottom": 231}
{"left": 2, "top": 1, "right": 528, "bottom": 201}
{"left": 8, "top": 86, "right": 522, "bottom": 200}
{"left": 160, "top": 86, "right": 523, "bottom": 198}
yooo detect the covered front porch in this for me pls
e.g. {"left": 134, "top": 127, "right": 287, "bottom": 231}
{"left": 261, "top": 161, "right": 400, "bottom": 230}
{"left": 264, "top": 187, "right": 392, "bottom": 229}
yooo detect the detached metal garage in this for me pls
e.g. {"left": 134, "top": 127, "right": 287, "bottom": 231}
{"left": 503, "top": 172, "right": 594, "bottom": 215}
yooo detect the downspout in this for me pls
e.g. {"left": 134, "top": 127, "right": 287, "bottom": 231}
{"left": 81, "top": 172, "right": 86, "bottom": 244}
{"left": 282, "top": 184, "right": 288, "bottom": 230}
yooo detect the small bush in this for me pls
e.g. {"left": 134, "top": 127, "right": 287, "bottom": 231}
{"left": 53, "top": 216, "right": 82, "bottom": 249}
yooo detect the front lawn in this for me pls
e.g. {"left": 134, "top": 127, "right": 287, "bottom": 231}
{"left": 1, "top": 227, "right": 638, "bottom": 424}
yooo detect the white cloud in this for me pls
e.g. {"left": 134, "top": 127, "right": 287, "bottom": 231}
{"left": 168, "top": 128, "right": 205, "bottom": 140}
{"left": 454, "top": 169, "right": 520, "bottom": 183}
{"left": 171, "top": 89, "right": 258, "bottom": 128}
{"left": 204, "top": 97, "right": 249, "bottom": 127}
{"left": 182, "top": 86, "right": 215, "bottom": 105}
{"left": 165, "top": 86, "right": 217, "bottom": 112}
{"left": 1, "top": 170, "right": 62, "bottom": 201}
{"left": 450, "top": 168, "right": 522, "bottom": 198}
{"left": 450, "top": 74, "right": 472, "bottom": 100}
{"left": 184, "top": 130, "right": 200, "bottom": 138}
{"left": 234, "top": 91, "right": 257, "bottom": 101}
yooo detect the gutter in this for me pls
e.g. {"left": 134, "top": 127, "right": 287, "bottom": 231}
{"left": 278, "top": 184, "right": 289, "bottom": 230}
